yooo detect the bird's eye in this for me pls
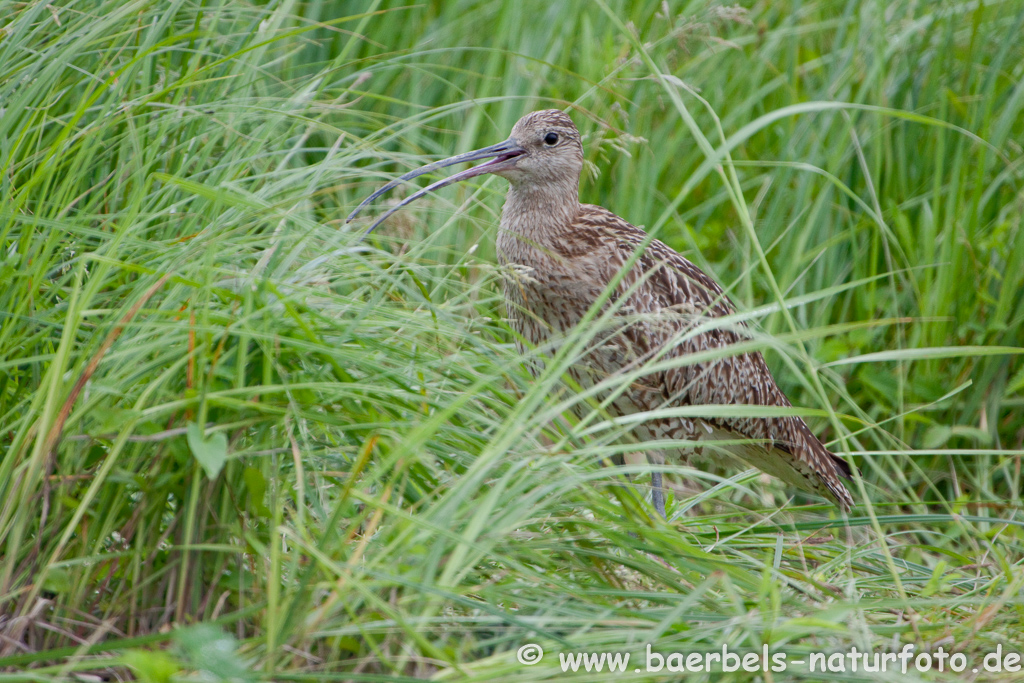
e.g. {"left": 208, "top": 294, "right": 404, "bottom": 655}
{"left": 544, "top": 132, "right": 559, "bottom": 145}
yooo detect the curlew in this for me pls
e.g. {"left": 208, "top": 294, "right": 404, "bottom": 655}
{"left": 348, "top": 110, "right": 853, "bottom": 515}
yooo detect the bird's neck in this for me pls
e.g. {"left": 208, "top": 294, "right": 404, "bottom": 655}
{"left": 498, "top": 181, "right": 579, "bottom": 258}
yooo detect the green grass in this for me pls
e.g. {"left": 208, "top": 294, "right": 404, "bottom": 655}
{"left": 1, "top": 0, "right": 1023, "bottom": 680}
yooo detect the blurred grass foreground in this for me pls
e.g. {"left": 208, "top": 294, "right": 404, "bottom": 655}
{"left": 1, "top": 0, "right": 1023, "bottom": 680}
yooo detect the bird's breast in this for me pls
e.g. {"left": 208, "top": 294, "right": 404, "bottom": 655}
{"left": 499, "top": 257, "right": 603, "bottom": 340}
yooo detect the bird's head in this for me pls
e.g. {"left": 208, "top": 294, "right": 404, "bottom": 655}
{"left": 347, "top": 109, "right": 584, "bottom": 232}
{"left": 499, "top": 109, "right": 584, "bottom": 185}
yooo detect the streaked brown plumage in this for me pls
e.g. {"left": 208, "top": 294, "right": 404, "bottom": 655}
{"left": 348, "top": 109, "right": 853, "bottom": 513}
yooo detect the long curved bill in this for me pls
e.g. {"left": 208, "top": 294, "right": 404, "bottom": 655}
{"left": 346, "top": 138, "right": 524, "bottom": 234}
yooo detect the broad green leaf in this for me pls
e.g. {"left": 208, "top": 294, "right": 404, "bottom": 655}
{"left": 186, "top": 422, "right": 228, "bottom": 479}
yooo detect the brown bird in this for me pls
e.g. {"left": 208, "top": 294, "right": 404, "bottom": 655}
{"left": 348, "top": 109, "right": 853, "bottom": 514}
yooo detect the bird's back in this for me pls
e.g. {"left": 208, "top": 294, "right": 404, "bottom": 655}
{"left": 498, "top": 203, "right": 853, "bottom": 510}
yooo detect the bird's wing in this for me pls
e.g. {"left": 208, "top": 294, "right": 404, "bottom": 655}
{"left": 576, "top": 205, "right": 853, "bottom": 509}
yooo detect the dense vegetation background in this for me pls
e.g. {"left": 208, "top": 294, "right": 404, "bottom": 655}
{"left": 1, "top": 0, "right": 1023, "bottom": 679}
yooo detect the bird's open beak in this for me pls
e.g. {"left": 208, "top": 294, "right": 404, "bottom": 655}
{"left": 346, "top": 138, "right": 525, "bottom": 233}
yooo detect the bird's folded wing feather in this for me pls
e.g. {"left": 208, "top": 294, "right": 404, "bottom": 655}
{"left": 576, "top": 205, "right": 853, "bottom": 509}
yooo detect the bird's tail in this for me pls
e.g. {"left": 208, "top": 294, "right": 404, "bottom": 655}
{"left": 698, "top": 419, "right": 854, "bottom": 511}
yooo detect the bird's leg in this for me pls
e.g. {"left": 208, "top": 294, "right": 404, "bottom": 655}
{"left": 651, "top": 470, "right": 666, "bottom": 520}
{"left": 627, "top": 451, "right": 666, "bottom": 519}
{"left": 647, "top": 450, "right": 667, "bottom": 519}
{"left": 606, "top": 455, "right": 642, "bottom": 537}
